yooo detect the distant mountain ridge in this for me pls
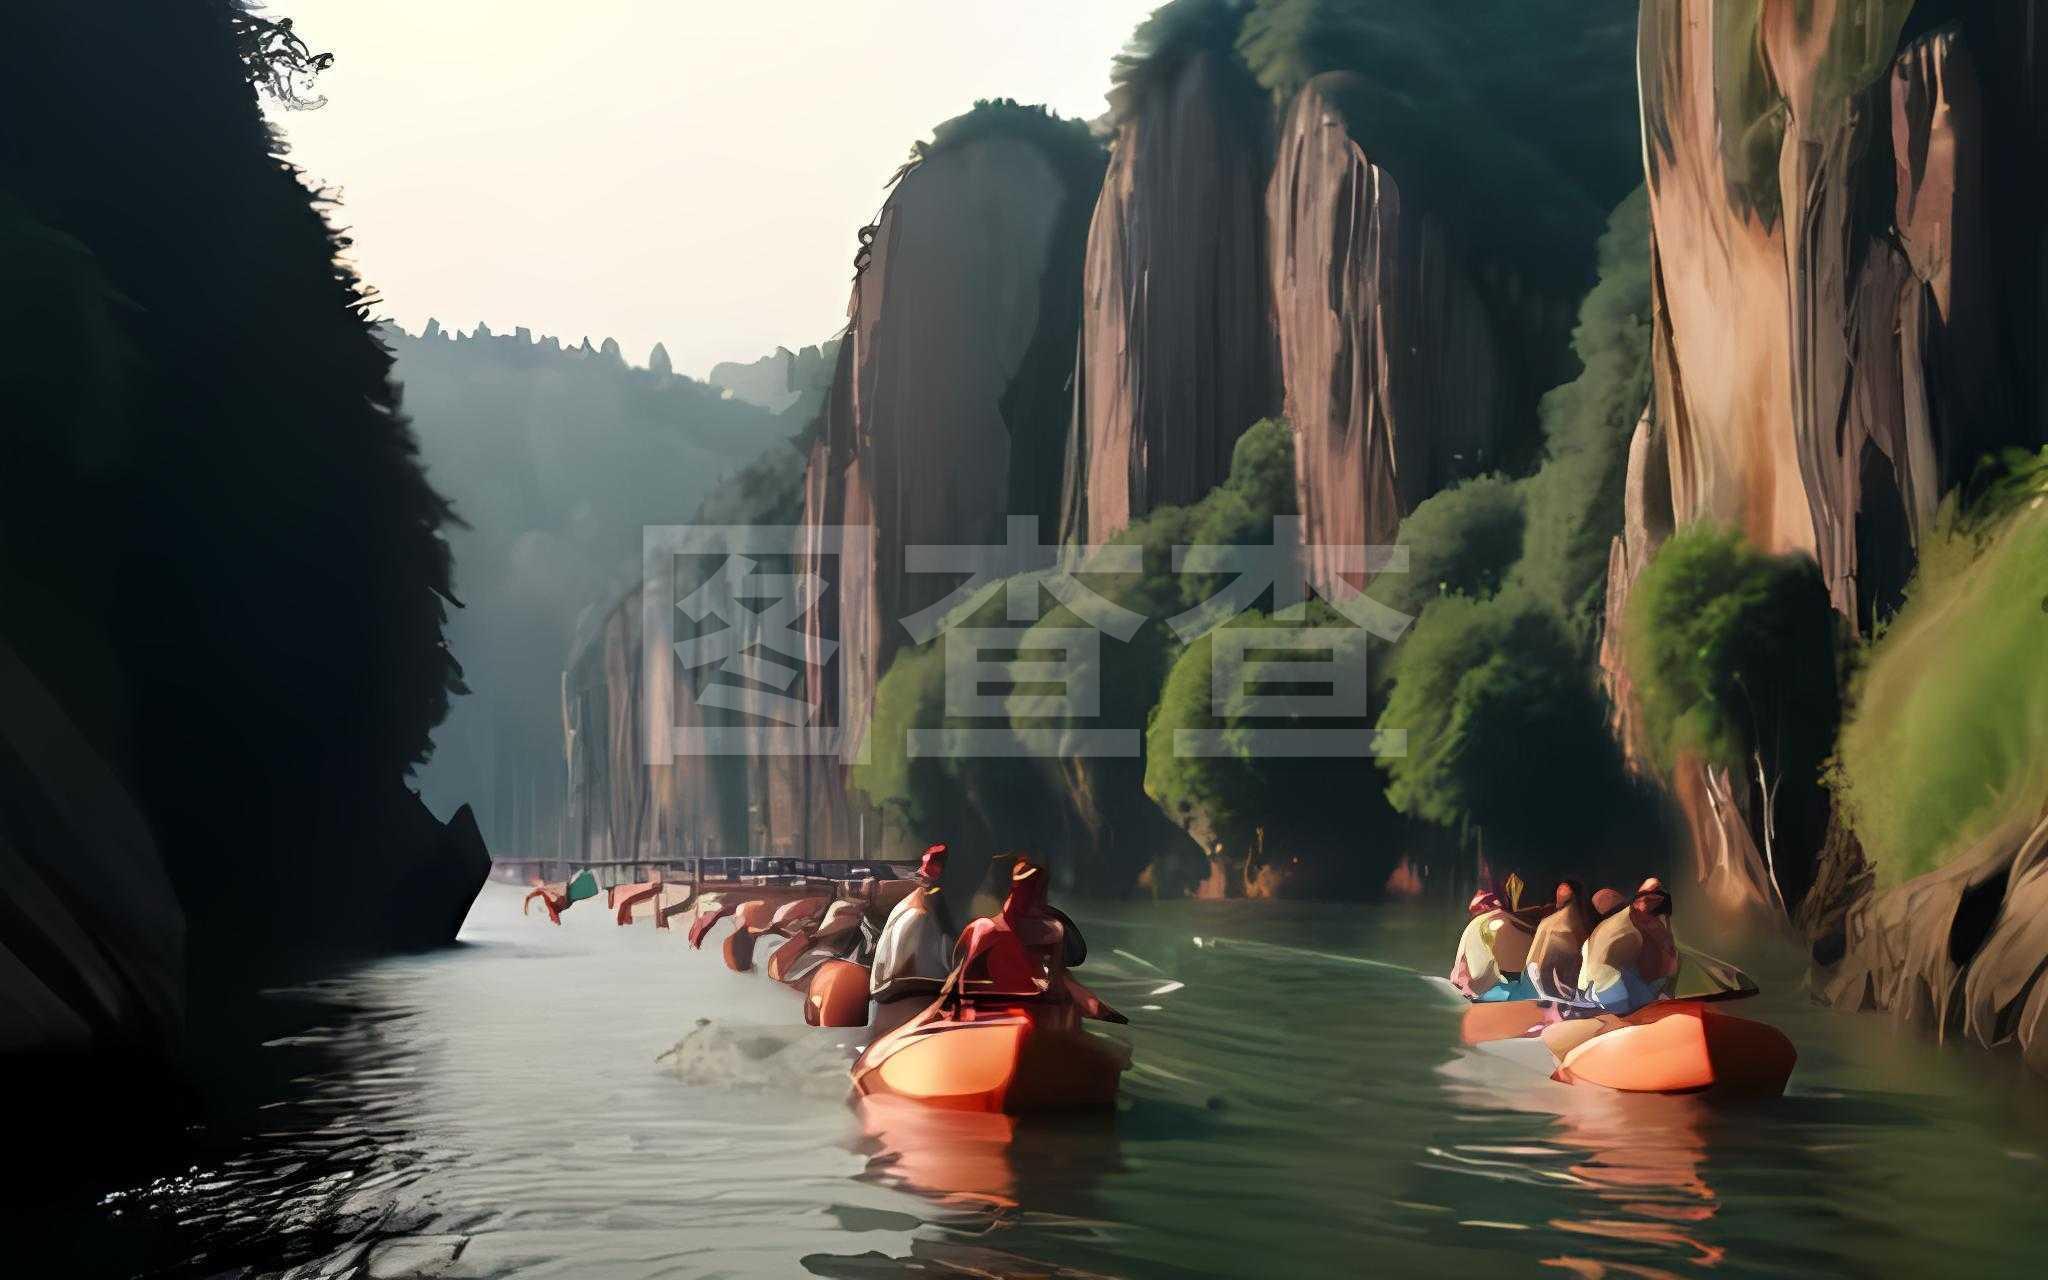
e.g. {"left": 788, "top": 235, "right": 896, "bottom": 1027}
{"left": 708, "top": 340, "right": 840, "bottom": 416}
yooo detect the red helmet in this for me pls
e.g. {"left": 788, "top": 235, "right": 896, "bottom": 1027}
{"left": 916, "top": 842, "right": 948, "bottom": 884}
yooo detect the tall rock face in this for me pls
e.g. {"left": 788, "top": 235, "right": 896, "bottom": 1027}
{"left": 1610, "top": 1, "right": 2048, "bottom": 913}
{"left": 1061, "top": 49, "right": 1278, "bottom": 546}
{"left": 1270, "top": 72, "right": 1523, "bottom": 588}
{"left": 801, "top": 111, "right": 1102, "bottom": 852}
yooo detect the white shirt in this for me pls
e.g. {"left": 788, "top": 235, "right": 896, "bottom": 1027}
{"left": 868, "top": 889, "right": 954, "bottom": 998}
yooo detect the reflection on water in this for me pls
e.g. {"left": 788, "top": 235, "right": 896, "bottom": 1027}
{"left": 24, "top": 885, "right": 2048, "bottom": 1278}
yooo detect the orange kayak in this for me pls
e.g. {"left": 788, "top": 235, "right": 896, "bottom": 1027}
{"left": 850, "top": 1000, "right": 1130, "bottom": 1114}
{"left": 1552, "top": 1000, "right": 1795, "bottom": 1097}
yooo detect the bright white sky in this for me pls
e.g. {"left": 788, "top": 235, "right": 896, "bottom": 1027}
{"left": 270, "top": 0, "right": 1157, "bottom": 377}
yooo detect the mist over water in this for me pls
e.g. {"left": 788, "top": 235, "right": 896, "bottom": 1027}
{"left": 58, "top": 885, "right": 2048, "bottom": 1278}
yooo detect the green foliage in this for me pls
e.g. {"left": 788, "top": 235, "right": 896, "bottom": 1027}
{"left": 1007, "top": 419, "right": 1300, "bottom": 758}
{"left": 856, "top": 419, "right": 1304, "bottom": 885}
{"left": 1376, "top": 591, "right": 1636, "bottom": 870}
{"left": 914, "top": 99, "right": 1100, "bottom": 174}
{"left": 1369, "top": 475, "right": 1525, "bottom": 622}
{"left": 1622, "top": 528, "right": 1839, "bottom": 773}
{"left": 1109, "top": 0, "right": 1256, "bottom": 123}
{"left": 1833, "top": 451, "right": 2048, "bottom": 883}
{"left": 1238, "top": 0, "right": 1639, "bottom": 283}
{"left": 229, "top": 3, "right": 333, "bottom": 108}
{"left": 1144, "top": 605, "right": 1387, "bottom": 869}
{"left": 1513, "top": 187, "right": 1653, "bottom": 625}
{"left": 852, "top": 642, "right": 952, "bottom": 826}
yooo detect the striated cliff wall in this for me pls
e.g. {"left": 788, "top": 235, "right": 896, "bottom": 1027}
{"left": 1609, "top": 0, "right": 2047, "bottom": 917}
{"left": 799, "top": 110, "right": 1102, "bottom": 853}
{"left": 1061, "top": 49, "right": 1278, "bottom": 546}
{"left": 1269, "top": 72, "right": 1523, "bottom": 589}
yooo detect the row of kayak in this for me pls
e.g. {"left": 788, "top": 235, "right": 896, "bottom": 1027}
{"left": 534, "top": 868, "right": 1794, "bottom": 1109}
{"left": 560, "top": 862, "right": 1135, "bottom": 1114}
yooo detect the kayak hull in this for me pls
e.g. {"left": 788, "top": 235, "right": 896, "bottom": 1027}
{"left": 803, "top": 958, "right": 871, "bottom": 1028}
{"left": 851, "top": 1005, "right": 1129, "bottom": 1114}
{"left": 1553, "top": 1000, "right": 1795, "bottom": 1097}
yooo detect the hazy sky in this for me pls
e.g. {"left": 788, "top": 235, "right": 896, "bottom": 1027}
{"left": 271, "top": 0, "right": 1158, "bottom": 378}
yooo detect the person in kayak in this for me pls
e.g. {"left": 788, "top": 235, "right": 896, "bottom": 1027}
{"left": 951, "top": 855, "right": 1126, "bottom": 1023}
{"left": 1524, "top": 878, "right": 1598, "bottom": 1005}
{"left": 1449, "top": 874, "right": 1542, "bottom": 1001}
{"left": 868, "top": 843, "right": 957, "bottom": 1004}
{"left": 1576, "top": 877, "right": 1679, "bottom": 1015}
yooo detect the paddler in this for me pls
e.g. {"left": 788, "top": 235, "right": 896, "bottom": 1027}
{"left": 1524, "top": 878, "right": 1598, "bottom": 1005}
{"left": 1448, "top": 873, "right": 1542, "bottom": 1001}
{"left": 953, "top": 855, "right": 1126, "bottom": 1023}
{"left": 868, "top": 843, "right": 958, "bottom": 1004}
{"left": 1576, "top": 877, "right": 1679, "bottom": 1015}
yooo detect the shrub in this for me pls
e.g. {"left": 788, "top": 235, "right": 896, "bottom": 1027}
{"left": 1833, "top": 451, "right": 2048, "bottom": 883}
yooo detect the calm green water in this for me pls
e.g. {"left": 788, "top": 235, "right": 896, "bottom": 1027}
{"left": 58, "top": 883, "right": 2048, "bottom": 1278}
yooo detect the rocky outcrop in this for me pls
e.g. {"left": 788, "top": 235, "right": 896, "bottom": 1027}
{"left": 1606, "top": 2, "right": 2047, "bottom": 915}
{"left": 1060, "top": 49, "right": 1277, "bottom": 546}
{"left": 1822, "top": 806, "right": 2048, "bottom": 1075}
{"left": 1269, "top": 72, "right": 1524, "bottom": 590}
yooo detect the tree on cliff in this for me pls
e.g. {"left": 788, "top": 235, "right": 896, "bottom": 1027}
{"left": 1624, "top": 529, "right": 1842, "bottom": 911}
{"left": 1144, "top": 605, "right": 1399, "bottom": 890}
{"left": 855, "top": 419, "right": 1307, "bottom": 892}
{"left": 1364, "top": 475, "right": 1526, "bottom": 624}
{"left": 1513, "top": 186, "right": 1653, "bottom": 628}
{"left": 2, "top": 2, "right": 467, "bottom": 969}
{"left": 1363, "top": 186, "right": 1658, "bottom": 879}
{"left": 1375, "top": 590, "right": 1646, "bottom": 877}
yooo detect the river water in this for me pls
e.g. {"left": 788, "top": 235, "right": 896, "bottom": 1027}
{"left": 47, "top": 882, "right": 2048, "bottom": 1278}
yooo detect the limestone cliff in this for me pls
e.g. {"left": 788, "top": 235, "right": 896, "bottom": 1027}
{"left": 1608, "top": 1, "right": 2047, "bottom": 916}
{"left": 1270, "top": 72, "right": 1523, "bottom": 588}
{"left": 1060, "top": 48, "right": 1278, "bottom": 546}
{"left": 799, "top": 107, "right": 1103, "bottom": 851}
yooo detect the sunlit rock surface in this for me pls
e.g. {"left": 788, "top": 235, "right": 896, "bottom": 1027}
{"left": 1606, "top": 1, "right": 2047, "bottom": 918}
{"left": 1060, "top": 49, "right": 1277, "bottom": 546}
{"left": 1270, "top": 72, "right": 1516, "bottom": 591}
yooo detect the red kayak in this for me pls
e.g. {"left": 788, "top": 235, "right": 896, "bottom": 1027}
{"left": 1549, "top": 1000, "right": 1795, "bottom": 1097}
{"left": 1447, "top": 950, "right": 1795, "bottom": 1098}
{"left": 850, "top": 995, "right": 1130, "bottom": 1114}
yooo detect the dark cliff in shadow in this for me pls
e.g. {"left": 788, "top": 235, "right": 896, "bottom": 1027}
{"left": 0, "top": 1, "right": 486, "bottom": 1083}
